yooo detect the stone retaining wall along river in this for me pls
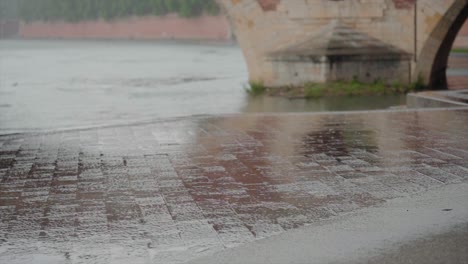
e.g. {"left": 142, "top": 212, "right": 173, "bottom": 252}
{"left": 18, "top": 14, "right": 232, "bottom": 41}
{"left": 453, "top": 21, "right": 468, "bottom": 49}
{"left": 0, "top": 20, "right": 19, "bottom": 38}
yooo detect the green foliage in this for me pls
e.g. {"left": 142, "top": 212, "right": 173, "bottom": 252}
{"left": 245, "top": 81, "right": 267, "bottom": 96}
{"left": 409, "top": 75, "right": 427, "bottom": 91}
{"left": 10, "top": 0, "right": 220, "bottom": 22}
{"left": 244, "top": 76, "right": 431, "bottom": 99}
{"left": 304, "top": 84, "right": 326, "bottom": 98}
{"left": 370, "top": 79, "right": 386, "bottom": 94}
{"left": 452, "top": 48, "right": 468, "bottom": 54}
{"left": 302, "top": 78, "right": 424, "bottom": 99}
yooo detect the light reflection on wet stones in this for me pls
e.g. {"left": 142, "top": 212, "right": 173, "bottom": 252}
{"left": 0, "top": 109, "right": 467, "bottom": 263}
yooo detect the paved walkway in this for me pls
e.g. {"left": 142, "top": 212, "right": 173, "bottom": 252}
{"left": 0, "top": 108, "right": 468, "bottom": 264}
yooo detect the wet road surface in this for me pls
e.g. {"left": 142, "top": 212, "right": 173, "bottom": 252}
{"left": 0, "top": 108, "right": 467, "bottom": 264}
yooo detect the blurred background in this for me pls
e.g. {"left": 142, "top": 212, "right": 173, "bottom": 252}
{"left": 0, "top": 0, "right": 467, "bottom": 135}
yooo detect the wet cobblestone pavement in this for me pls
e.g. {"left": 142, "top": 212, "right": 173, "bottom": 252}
{"left": 1, "top": 109, "right": 468, "bottom": 264}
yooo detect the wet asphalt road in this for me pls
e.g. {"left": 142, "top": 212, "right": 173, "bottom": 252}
{"left": 1, "top": 108, "right": 467, "bottom": 263}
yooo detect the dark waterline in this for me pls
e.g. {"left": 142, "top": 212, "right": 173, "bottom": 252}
{"left": 243, "top": 95, "right": 406, "bottom": 113}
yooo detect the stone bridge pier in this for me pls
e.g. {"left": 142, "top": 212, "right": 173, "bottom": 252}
{"left": 217, "top": 0, "right": 468, "bottom": 89}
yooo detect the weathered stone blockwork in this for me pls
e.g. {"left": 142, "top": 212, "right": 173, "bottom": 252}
{"left": 393, "top": 0, "right": 417, "bottom": 9}
{"left": 256, "top": 0, "right": 280, "bottom": 11}
{"left": 219, "top": 0, "right": 467, "bottom": 88}
{"left": 267, "top": 21, "right": 412, "bottom": 86}
{"left": 269, "top": 56, "right": 411, "bottom": 86}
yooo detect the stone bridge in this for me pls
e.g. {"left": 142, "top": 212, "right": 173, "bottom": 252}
{"left": 217, "top": 0, "right": 468, "bottom": 88}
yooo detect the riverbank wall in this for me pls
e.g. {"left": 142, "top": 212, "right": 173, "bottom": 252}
{"left": 0, "top": 20, "right": 19, "bottom": 38}
{"left": 4, "top": 15, "right": 466, "bottom": 47}
{"left": 454, "top": 21, "right": 468, "bottom": 49}
{"left": 17, "top": 14, "right": 232, "bottom": 41}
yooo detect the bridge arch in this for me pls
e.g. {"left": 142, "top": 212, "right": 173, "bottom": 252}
{"left": 218, "top": 0, "right": 468, "bottom": 89}
{"left": 416, "top": 0, "right": 467, "bottom": 89}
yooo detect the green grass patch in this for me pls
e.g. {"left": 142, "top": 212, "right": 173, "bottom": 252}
{"left": 452, "top": 48, "right": 468, "bottom": 53}
{"left": 301, "top": 78, "right": 427, "bottom": 99}
{"left": 409, "top": 75, "right": 426, "bottom": 92}
{"left": 245, "top": 77, "right": 429, "bottom": 99}
{"left": 244, "top": 81, "right": 267, "bottom": 96}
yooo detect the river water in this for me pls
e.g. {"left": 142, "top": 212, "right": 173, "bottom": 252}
{"left": 0, "top": 40, "right": 405, "bottom": 135}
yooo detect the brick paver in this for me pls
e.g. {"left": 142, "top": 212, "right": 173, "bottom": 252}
{"left": 0, "top": 109, "right": 467, "bottom": 264}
